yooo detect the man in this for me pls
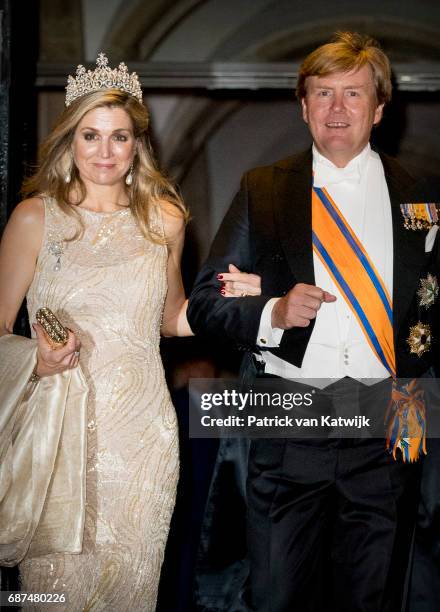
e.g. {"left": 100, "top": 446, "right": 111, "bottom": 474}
{"left": 188, "top": 32, "right": 440, "bottom": 611}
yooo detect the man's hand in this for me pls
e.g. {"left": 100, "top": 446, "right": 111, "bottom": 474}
{"left": 271, "top": 283, "right": 336, "bottom": 329}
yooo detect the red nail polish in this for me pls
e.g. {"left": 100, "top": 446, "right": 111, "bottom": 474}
{"left": 217, "top": 274, "right": 223, "bottom": 280}
{"left": 220, "top": 289, "right": 225, "bottom": 295}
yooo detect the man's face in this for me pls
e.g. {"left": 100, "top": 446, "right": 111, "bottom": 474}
{"left": 301, "top": 65, "right": 384, "bottom": 167}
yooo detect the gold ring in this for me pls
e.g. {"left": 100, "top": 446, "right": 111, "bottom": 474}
{"left": 241, "top": 291, "right": 248, "bottom": 297}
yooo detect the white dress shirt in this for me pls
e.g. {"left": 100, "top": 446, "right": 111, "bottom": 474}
{"left": 256, "top": 143, "right": 393, "bottom": 383}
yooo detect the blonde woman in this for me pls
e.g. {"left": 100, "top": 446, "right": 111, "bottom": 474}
{"left": 0, "top": 55, "right": 259, "bottom": 611}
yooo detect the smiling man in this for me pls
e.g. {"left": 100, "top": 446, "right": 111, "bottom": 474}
{"left": 300, "top": 65, "right": 385, "bottom": 166}
{"left": 188, "top": 32, "right": 440, "bottom": 611}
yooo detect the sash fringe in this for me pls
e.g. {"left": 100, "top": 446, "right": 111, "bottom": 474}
{"left": 385, "top": 380, "right": 427, "bottom": 462}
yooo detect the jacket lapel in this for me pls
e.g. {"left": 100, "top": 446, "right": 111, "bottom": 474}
{"left": 380, "top": 153, "right": 426, "bottom": 344}
{"left": 272, "top": 149, "right": 426, "bottom": 354}
{"left": 273, "top": 150, "right": 315, "bottom": 285}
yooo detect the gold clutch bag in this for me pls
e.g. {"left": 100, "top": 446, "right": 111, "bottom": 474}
{"left": 36, "top": 307, "right": 69, "bottom": 348}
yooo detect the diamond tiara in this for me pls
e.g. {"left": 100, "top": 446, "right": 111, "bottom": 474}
{"left": 65, "top": 53, "right": 143, "bottom": 107}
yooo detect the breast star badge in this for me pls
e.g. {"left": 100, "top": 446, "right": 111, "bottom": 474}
{"left": 407, "top": 322, "right": 432, "bottom": 357}
{"left": 417, "top": 273, "right": 439, "bottom": 309}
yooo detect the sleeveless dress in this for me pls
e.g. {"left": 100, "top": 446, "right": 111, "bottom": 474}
{"left": 20, "top": 199, "right": 179, "bottom": 611}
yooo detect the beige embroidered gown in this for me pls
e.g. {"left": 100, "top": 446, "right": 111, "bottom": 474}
{"left": 20, "top": 200, "right": 179, "bottom": 611}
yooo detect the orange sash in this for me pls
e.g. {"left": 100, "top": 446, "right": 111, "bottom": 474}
{"left": 312, "top": 186, "right": 426, "bottom": 461}
{"left": 312, "top": 185, "right": 395, "bottom": 377}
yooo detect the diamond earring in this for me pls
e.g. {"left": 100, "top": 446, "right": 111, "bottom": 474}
{"left": 125, "top": 162, "right": 134, "bottom": 186}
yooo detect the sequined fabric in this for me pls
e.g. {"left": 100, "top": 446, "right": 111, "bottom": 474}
{"left": 20, "top": 199, "right": 179, "bottom": 611}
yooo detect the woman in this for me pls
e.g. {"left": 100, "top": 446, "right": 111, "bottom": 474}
{"left": 0, "top": 55, "right": 258, "bottom": 611}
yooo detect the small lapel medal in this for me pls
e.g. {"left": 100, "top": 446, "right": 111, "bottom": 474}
{"left": 400, "top": 203, "right": 439, "bottom": 230}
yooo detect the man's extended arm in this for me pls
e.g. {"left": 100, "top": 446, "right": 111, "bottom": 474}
{"left": 187, "top": 175, "right": 271, "bottom": 350}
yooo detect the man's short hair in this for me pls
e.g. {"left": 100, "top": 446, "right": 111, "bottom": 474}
{"left": 296, "top": 31, "right": 392, "bottom": 105}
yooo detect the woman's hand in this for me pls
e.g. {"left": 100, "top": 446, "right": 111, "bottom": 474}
{"left": 218, "top": 264, "right": 262, "bottom": 297}
{"left": 33, "top": 323, "right": 81, "bottom": 377}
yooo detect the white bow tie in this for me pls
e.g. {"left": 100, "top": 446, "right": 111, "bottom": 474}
{"left": 314, "top": 162, "right": 361, "bottom": 188}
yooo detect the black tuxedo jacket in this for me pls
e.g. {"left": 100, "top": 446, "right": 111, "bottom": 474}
{"left": 187, "top": 148, "right": 440, "bottom": 378}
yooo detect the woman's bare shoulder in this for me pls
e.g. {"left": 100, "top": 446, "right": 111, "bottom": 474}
{"left": 8, "top": 197, "right": 45, "bottom": 228}
{"left": 2, "top": 197, "right": 45, "bottom": 251}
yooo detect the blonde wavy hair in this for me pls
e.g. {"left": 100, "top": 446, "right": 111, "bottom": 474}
{"left": 22, "top": 89, "right": 188, "bottom": 242}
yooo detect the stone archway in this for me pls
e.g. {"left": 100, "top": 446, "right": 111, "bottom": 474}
{"left": 101, "top": 0, "right": 206, "bottom": 60}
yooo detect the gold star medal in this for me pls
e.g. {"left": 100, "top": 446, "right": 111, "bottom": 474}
{"left": 407, "top": 322, "right": 432, "bottom": 357}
